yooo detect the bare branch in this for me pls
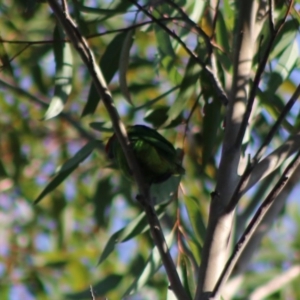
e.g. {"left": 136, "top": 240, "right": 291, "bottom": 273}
{"left": 46, "top": 1, "right": 188, "bottom": 298}
{"left": 195, "top": 1, "right": 259, "bottom": 297}
{"left": 211, "top": 149, "right": 300, "bottom": 299}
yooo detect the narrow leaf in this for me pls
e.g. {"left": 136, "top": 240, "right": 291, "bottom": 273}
{"left": 44, "top": 26, "right": 73, "bottom": 120}
{"left": 163, "top": 55, "right": 201, "bottom": 126}
{"left": 56, "top": 140, "right": 99, "bottom": 174}
{"left": 144, "top": 105, "right": 183, "bottom": 128}
{"left": 65, "top": 274, "right": 122, "bottom": 299}
{"left": 202, "top": 99, "right": 222, "bottom": 167}
{"left": 81, "top": 31, "right": 128, "bottom": 117}
{"left": 119, "top": 29, "right": 135, "bottom": 105}
{"left": 154, "top": 23, "right": 182, "bottom": 85}
{"left": 89, "top": 122, "right": 113, "bottom": 132}
{"left": 98, "top": 203, "right": 169, "bottom": 265}
{"left": 34, "top": 165, "right": 77, "bottom": 204}
{"left": 124, "top": 230, "right": 175, "bottom": 297}
{"left": 35, "top": 141, "right": 98, "bottom": 204}
{"left": 183, "top": 196, "right": 206, "bottom": 245}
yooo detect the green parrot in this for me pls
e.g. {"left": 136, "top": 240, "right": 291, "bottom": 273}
{"left": 106, "top": 125, "right": 184, "bottom": 184}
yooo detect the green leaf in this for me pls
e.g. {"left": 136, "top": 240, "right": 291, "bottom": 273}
{"left": 101, "top": 31, "right": 131, "bottom": 82}
{"left": 179, "top": 254, "right": 195, "bottom": 300}
{"left": 124, "top": 230, "right": 175, "bottom": 297}
{"left": 34, "top": 140, "right": 98, "bottom": 204}
{"left": 89, "top": 122, "right": 113, "bottom": 132}
{"left": 163, "top": 54, "right": 201, "bottom": 126}
{"left": 183, "top": 196, "right": 206, "bottom": 245}
{"left": 65, "top": 274, "right": 123, "bottom": 299}
{"left": 216, "top": 11, "right": 230, "bottom": 53}
{"left": 44, "top": 25, "right": 73, "bottom": 120}
{"left": 154, "top": 23, "right": 182, "bottom": 85}
{"left": 74, "top": 0, "right": 132, "bottom": 20}
{"left": 133, "top": 86, "right": 180, "bottom": 111}
{"left": 271, "top": 20, "right": 299, "bottom": 59}
{"left": 144, "top": 105, "right": 183, "bottom": 128}
{"left": 81, "top": 31, "right": 128, "bottom": 117}
{"left": 267, "top": 38, "right": 298, "bottom": 94}
{"left": 202, "top": 99, "right": 222, "bottom": 167}
{"left": 56, "top": 140, "right": 99, "bottom": 174}
{"left": 150, "top": 175, "right": 182, "bottom": 204}
{"left": 98, "top": 203, "right": 169, "bottom": 265}
{"left": 34, "top": 165, "right": 77, "bottom": 205}
{"left": 119, "top": 29, "right": 135, "bottom": 105}
{"left": 0, "top": 34, "right": 14, "bottom": 77}
{"left": 92, "top": 178, "right": 114, "bottom": 227}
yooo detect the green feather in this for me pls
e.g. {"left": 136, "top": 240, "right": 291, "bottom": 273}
{"left": 106, "top": 125, "right": 184, "bottom": 184}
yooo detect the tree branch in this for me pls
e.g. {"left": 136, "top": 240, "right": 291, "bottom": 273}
{"left": 211, "top": 149, "right": 300, "bottom": 299}
{"left": 195, "top": 1, "right": 259, "bottom": 297}
{"left": 46, "top": 1, "right": 188, "bottom": 298}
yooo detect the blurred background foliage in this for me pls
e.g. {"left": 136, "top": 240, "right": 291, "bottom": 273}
{"left": 0, "top": 0, "right": 300, "bottom": 299}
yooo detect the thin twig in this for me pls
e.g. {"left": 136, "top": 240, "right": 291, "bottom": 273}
{"left": 211, "top": 149, "right": 300, "bottom": 299}
{"left": 0, "top": 77, "right": 97, "bottom": 143}
{"left": 0, "top": 19, "right": 178, "bottom": 45}
{"left": 46, "top": 1, "right": 189, "bottom": 298}
{"left": 129, "top": 0, "right": 228, "bottom": 106}
{"left": 2, "top": 44, "right": 31, "bottom": 68}
{"left": 163, "top": 0, "right": 212, "bottom": 54}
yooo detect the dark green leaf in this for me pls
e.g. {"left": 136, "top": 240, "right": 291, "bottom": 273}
{"left": 92, "top": 178, "right": 114, "bottom": 227}
{"left": 144, "top": 105, "right": 183, "bottom": 128}
{"left": 154, "top": 22, "right": 182, "bottom": 85}
{"left": 124, "top": 231, "right": 174, "bottom": 297}
{"left": 34, "top": 165, "right": 77, "bottom": 204}
{"left": 119, "top": 29, "right": 135, "bottom": 105}
{"left": 35, "top": 140, "right": 98, "bottom": 204}
{"left": 65, "top": 274, "right": 122, "bottom": 299}
{"left": 89, "top": 122, "right": 113, "bottom": 132}
{"left": 81, "top": 31, "right": 128, "bottom": 117}
{"left": 180, "top": 254, "right": 195, "bottom": 300}
{"left": 44, "top": 25, "right": 73, "bottom": 120}
{"left": 98, "top": 203, "right": 169, "bottom": 265}
{"left": 163, "top": 54, "right": 201, "bottom": 126}
{"left": 57, "top": 140, "right": 99, "bottom": 174}
{"left": 202, "top": 99, "right": 222, "bottom": 167}
{"left": 183, "top": 196, "right": 206, "bottom": 245}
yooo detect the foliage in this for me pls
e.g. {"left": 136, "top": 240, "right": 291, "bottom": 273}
{"left": 0, "top": 0, "right": 300, "bottom": 299}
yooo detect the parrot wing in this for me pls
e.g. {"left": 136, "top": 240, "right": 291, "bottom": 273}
{"left": 128, "top": 125, "right": 177, "bottom": 158}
